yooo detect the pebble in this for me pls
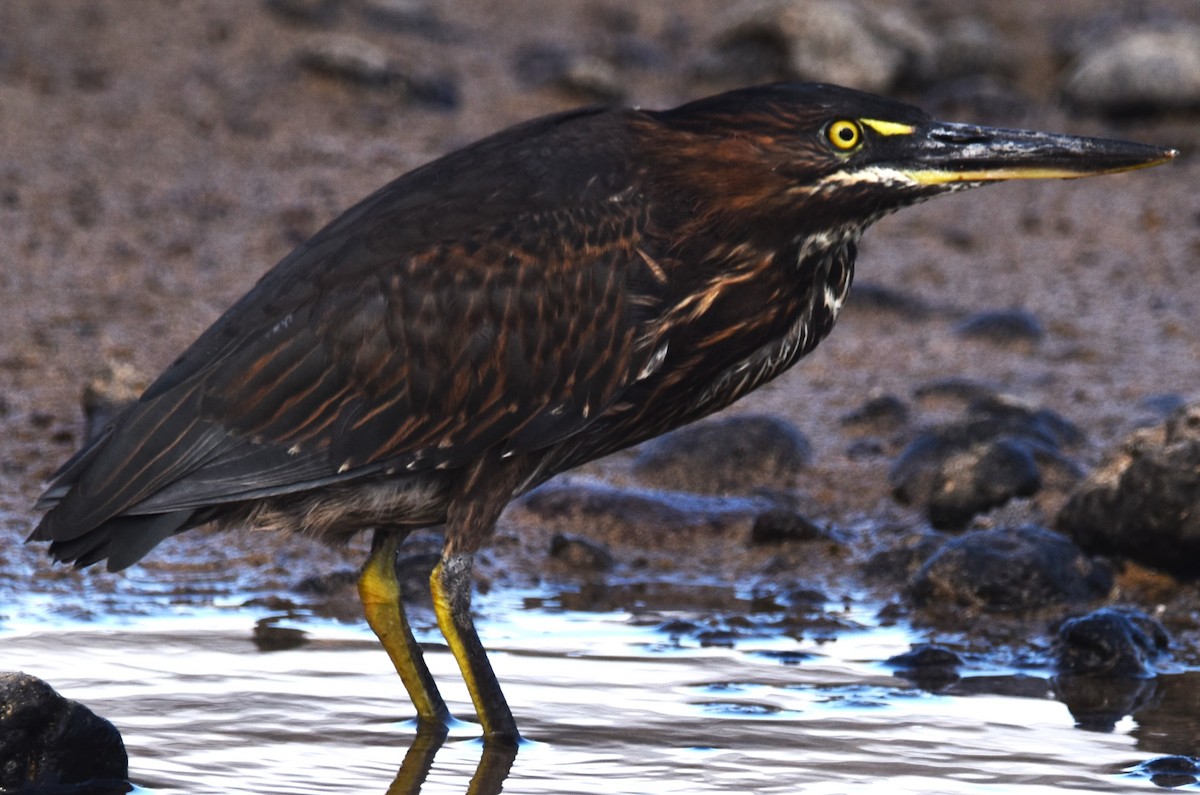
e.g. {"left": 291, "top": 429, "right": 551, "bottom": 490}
{"left": 907, "top": 525, "right": 1112, "bottom": 611}
{"left": 511, "top": 42, "right": 625, "bottom": 102}
{"left": 1056, "top": 402, "right": 1200, "bottom": 579}
{"left": 632, "top": 414, "right": 811, "bottom": 495}
{"left": 1064, "top": 27, "right": 1200, "bottom": 114}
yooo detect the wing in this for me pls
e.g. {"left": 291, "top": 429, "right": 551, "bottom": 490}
{"left": 33, "top": 106, "right": 673, "bottom": 559}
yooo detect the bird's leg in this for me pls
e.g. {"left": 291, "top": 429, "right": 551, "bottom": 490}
{"left": 359, "top": 527, "right": 451, "bottom": 732}
{"left": 430, "top": 454, "right": 524, "bottom": 744}
{"left": 431, "top": 551, "right": 519, "bottom": 744}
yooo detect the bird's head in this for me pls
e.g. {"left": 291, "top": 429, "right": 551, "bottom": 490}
{"left": 645, "top": 83, "right": 1176, "bottom": 244}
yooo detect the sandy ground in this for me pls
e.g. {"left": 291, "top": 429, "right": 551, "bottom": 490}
{"left": 1, "top": 0, "right": 1198, "bottom": 618}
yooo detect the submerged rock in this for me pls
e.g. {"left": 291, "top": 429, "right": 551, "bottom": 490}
{"left": 907, "top": 525, "right": 1111, "bottom": 611}
{"left": 632, "top": 414, "right": 811, "bottom": 495}
{"left": 0, "top": 672, "right": 129, "bottom": 794}
{"left": 1056, "top": 402, "right": 1200, "bottom": 579}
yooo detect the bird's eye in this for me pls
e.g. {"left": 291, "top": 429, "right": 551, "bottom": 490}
{"left": 826, "top": 120, "right": 863, "bottom": 152}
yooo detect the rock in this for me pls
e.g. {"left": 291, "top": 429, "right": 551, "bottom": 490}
{"left": 1134, "top": 756, "right": 1200, "bottom": 788}
{"left": 632, "top": 414, "right": 811, "bottom": 495}
{"left": 298, "top": 35, "right": 400, "bottom": 86}
{"left": 749, "top": 508, "right": 824, "bottom": 544}
{"left": 358, "top": 0, "right": 456, "bottom": 41}
{"left": 522, "top": 480, "right": 777, "bottom": 546}
{"left": 1064, "top": 27, "right": 1200, "bottom": 114}
{"left": 1054, "top": 606, "right": 1169, "bottom": 677}
{"left": 0, "top": 672, "right": 129, "bottom": 793}
{"left": 907, "top": 525, "right": 1112, "bottom": 611}
{"left": 263, "top": 0, "right": 341, "bottom": 26}
{"left": 296, "top": 36, "right": 461, "bottom": 108}
{"left": 840, "top": 392, "right": 909, "bottom": 432}
{"left": 954, "top": 309, "right": 1045, "bottom": 348}
{"left": 886, "top": 644, "right": 962, "bottom": 689}
{"left": 511, "top": 42, "right": 625, "bottom": 102}
{"left": 253, "top": 616, "right": 310, "bottom": 652}
{"left": 890, "top": 397, "right": 1083, "bottom": 529}
{"left": 706, "top": 0, "right": 934, "bottom": 93}
{"left": 843, "top": 280, "right": 931, "bottom": 320}
{"left": 548, "top": 533, "right": 616, "bottom": 572}
{"left": 1056, "top": 402, "right": 1200, "bottom": 579}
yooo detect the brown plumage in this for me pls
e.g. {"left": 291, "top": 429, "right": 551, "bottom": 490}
{"left": 30, "top": 83, "right": 1174, "bottom": 741}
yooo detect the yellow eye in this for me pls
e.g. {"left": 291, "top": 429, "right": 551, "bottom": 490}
{"left": 826, "top": 119, "right": 863, "bottom": 151}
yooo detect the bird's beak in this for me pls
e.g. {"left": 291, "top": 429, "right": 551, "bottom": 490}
{"left": 867, "top": 118, "right": 1178, "bottom": 185}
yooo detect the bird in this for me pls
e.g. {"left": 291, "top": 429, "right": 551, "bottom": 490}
{"left": 30, "top": 82, "right": 1175, "bottom": 745}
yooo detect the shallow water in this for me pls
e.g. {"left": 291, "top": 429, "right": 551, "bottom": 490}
{"left": 2, "top": 591, "right": 1187, "bottom": 794}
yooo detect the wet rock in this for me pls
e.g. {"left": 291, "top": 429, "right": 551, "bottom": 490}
{"left": 548, "top": 533, "right": 616, "bottom": 572}
{"left": 0, "top": 672, "right": 129, "bottom": 794}
{"left": 1064, "top": 27, "right": 1200, "bottom": 114}
{"left": 706, "top": 0, "right": 933, "bottom": 92}
{"left": 1055, "top": 606, "right": 1169, "bottom": 677}
{"left": 840, "top": 392, "right": 909, "bottom": 432}
{"left": 1056, "top": 402, "right": 1200, "bottom": 579}
{"left": 862, "top": 525, "right": 946, "bottom": 583}
{"left": 749, "top": 507, "right": 824, "bottom": 544}
{"left": 907, "top": 525, "right": 1112, "bottom": 612}
{"left": 512, "top": 42, "right": 625, "bottom": 102}
{"left": 1134, "top": 756, "right": 1200, "bottom": 788}
{"left": 522, "top": 480, "right": 777, "bottom": 546}
{"left": 253, "top": 616, "right": 310, "bottom": 652}
{"left": 954, "top": 309, "right": 1044, "bottom": 348}
{"left": 886, "top": 644, "right": 962, "bottom": 690}
{"left": 632, "top": 414, "right": 811, "bottom": 495}
{"left": 890, "top": 398, "right": 1083, "bottom": 529}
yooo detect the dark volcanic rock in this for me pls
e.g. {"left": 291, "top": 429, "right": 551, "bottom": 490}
{"left": 1056, "top": 402, "right": 1200, "bottom": 579}
{"left": 886, "top": 644, "right": 962, "bottom": 690}
{"left": 632, "top": 414, "right": 811, "bottom": 495}
{"left": 1055, "top": 606, "right": 1169, "bottom": 677}
{"left": 890, "top": 397, "right": 1083, "bottom": 529}
{"left": 0, "top": 672, "right": 129, "bottom": 794}
{"left": 907, "top": 525, "right": 1112, "bottom": 612}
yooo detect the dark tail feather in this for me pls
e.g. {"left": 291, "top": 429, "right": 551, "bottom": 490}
{"left": 38, "top": 511, "right": 194, "bottom": 572}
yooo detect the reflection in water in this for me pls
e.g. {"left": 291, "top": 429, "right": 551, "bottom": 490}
{"left": 386, "top": 731, "right": 516, "bottom": 795}
{"left": 0, "top": 600, "right": 1193, "bottom": 794}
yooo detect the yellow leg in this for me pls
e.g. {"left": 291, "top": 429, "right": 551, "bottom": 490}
{"left": 359, "top": 529, "right": 451, "bottom": 730}
{"left": 430, "top": 553, "right": 519, "bottom": 744}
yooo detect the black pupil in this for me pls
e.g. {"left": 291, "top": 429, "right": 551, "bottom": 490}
{"left": 839, "top": 126, "right": 855, "bottom": 142}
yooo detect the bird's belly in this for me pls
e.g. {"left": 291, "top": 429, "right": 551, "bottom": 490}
{"left": 227, "top": 474, "right": 450, "bottom": 542}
